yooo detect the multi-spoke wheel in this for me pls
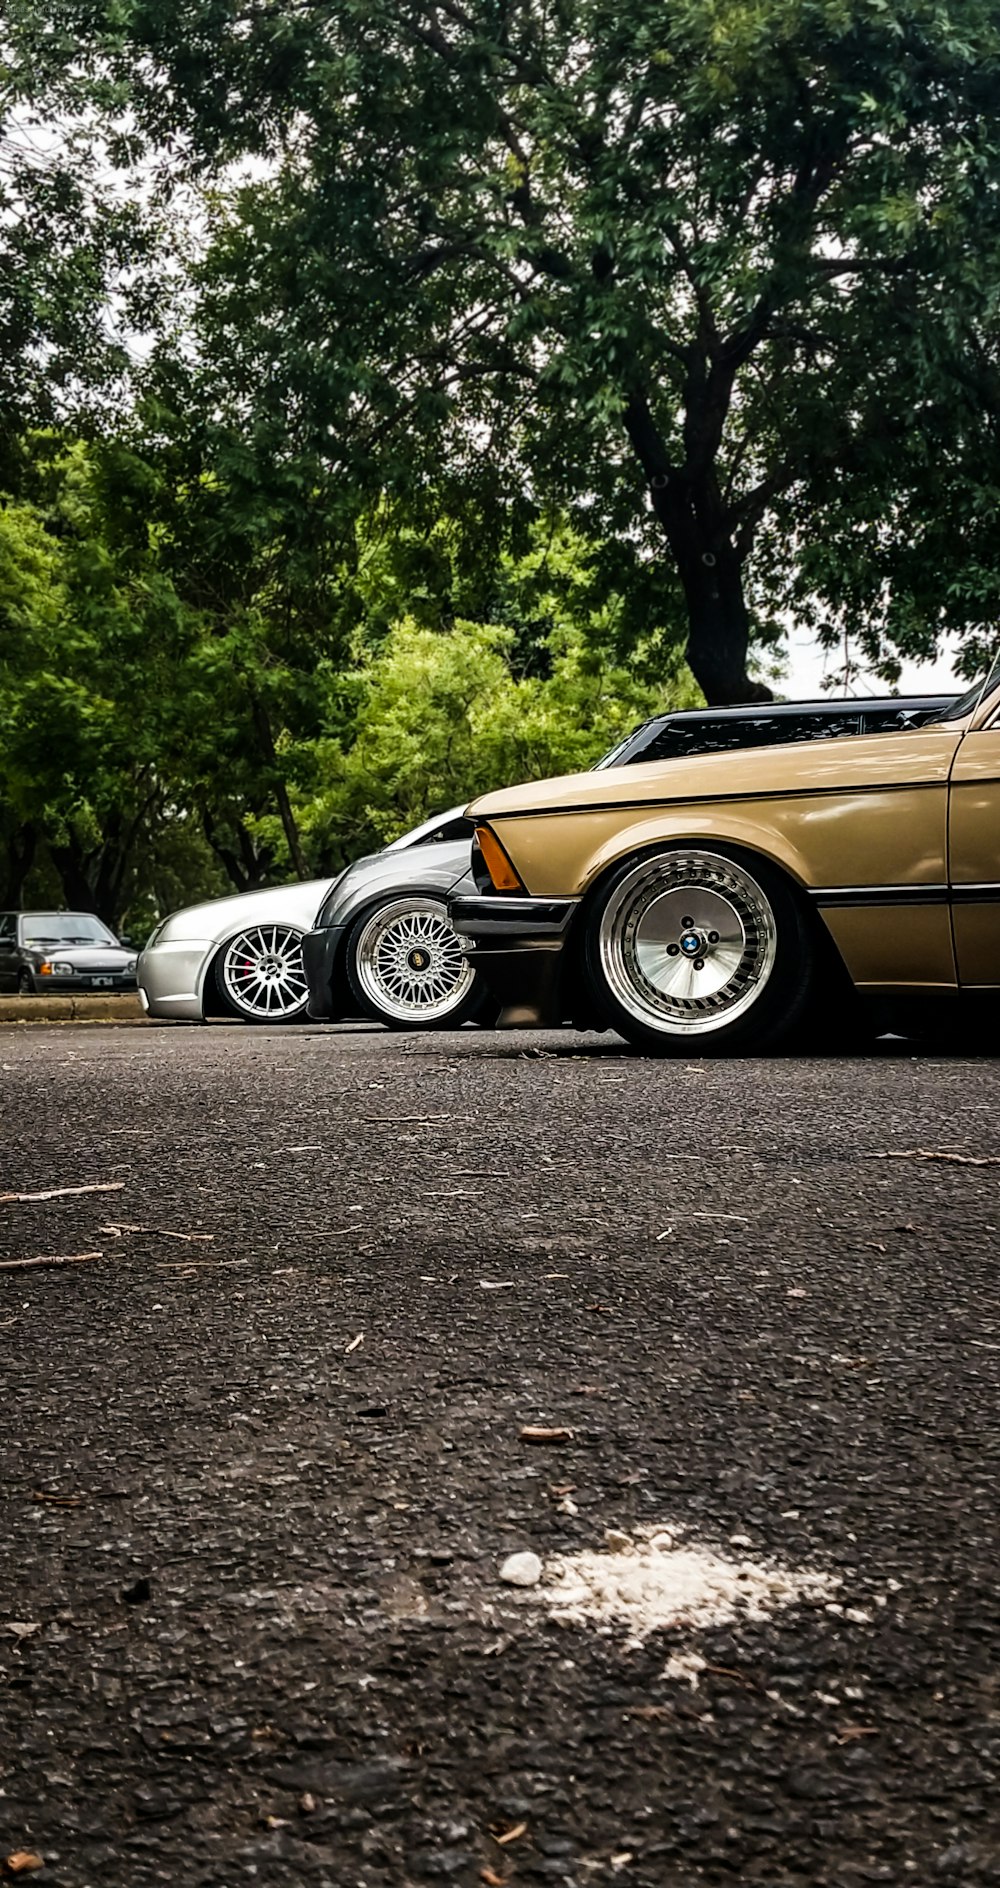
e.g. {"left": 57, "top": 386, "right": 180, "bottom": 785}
{"left": 345, "top": 894, "right": 492, "bottom": 1030}
{"left": 214, "top": 924, "right": 310, "bottom": 1023}
{"left": 581, "top": 845, "right": 815, "bottom": 1055}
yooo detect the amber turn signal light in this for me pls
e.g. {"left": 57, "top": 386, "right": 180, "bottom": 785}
{"left": 475, "top": 824, "right": 524, "bottom": 893}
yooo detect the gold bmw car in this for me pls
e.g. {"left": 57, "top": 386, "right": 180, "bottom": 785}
{"left": 450, "top": 674, "right": 999, "bottom": 1053}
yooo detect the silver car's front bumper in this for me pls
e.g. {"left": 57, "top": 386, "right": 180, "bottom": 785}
{"left": 136, "top": 941, "right": 213, "bottom": 1020}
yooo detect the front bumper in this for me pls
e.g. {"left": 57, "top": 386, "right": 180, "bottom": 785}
{"left": 136, "top": 941, "right": 211, "bottom": 1021}
{"left": 31, "top": 973, "right": 138, "bottom": 993}
{"left": 448, "top": 894, "right": 577, "bottom": 1026}
{"left": 302, "top": 924, "right": 347, "bottom": 1019}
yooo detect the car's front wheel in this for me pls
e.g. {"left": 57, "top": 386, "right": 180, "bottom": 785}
{"left": 17, "top": 969, "right": 35, "bottom": 995}
{"left": 213, "top": 924, "right": 310, "bottom": 1023}
{"left": 581, "top": 845, "right": 815, "bottom": 1055}
{"left": 345, "top": 894, "right": 494, "bottom": 1031}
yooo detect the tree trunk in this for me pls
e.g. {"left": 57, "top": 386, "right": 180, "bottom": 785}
{"left": 248, "top": 691, "right": 309, "bottom": 880}
{"left": 674, "top": 535, "right": 772, "bottom": 706}
{"left": 1, "top": 821, "right": 38, "bottom": 907}
{"left": 47, "top": 798, "right": 153, "bottom": 932}
{"left": 649, "top": 482, "right": 771, "bottom": 704}
{"left": 47, "top": 832, "right": 101, "bottom": 919}
{"left": 624, "top": 387, "right": 773, "bottom": 707}
{"left": 202, "top": 806, "right": 270, "bottom": 893}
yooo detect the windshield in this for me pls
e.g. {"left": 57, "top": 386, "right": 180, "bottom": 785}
{"left": 20, "top": 913, "right": 117, "bottom": 947}
{"left": 593, "top": 724, "right": 654, "bottom": 769}
{"left": 934, "top": 653, "right": 1000, "bottom": 721}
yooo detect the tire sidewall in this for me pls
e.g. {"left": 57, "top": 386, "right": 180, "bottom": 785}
{"left": 344, "top": 892, "right": 490, "bottom": 1031}
{"left": 581, "top": 842, "right": 815, "bottom": 1055}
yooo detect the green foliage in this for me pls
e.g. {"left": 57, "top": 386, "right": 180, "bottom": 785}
{"left": 302, "top": 614, "right": 695, "bottom": 865}
{"left": 0, "top": 429, "right": 696, "bottom": 918}
{"left": 52, "top": 0, "right": 1000, "bottom": 697}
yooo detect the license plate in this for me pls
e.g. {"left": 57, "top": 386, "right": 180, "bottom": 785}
{"left": 91, "top": 976, "right": 114, "bottom": 988}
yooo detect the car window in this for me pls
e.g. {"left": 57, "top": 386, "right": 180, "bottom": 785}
{"left": 0, "top": 914, "right": 15, "bottom": 942}
{"left": 772, "top": 711, "right": 865, "bottom": 742}
{"left": 623, "top": 712, "right": 867, "bottom": 763}
{"left": 863, "top": 704, "right": 930, "bottom": 733}
{"left": 934, "top": 659, "right": 1000, "bottom": 721}
{"left": 593, "top": 724, "right": 656, "bottom": 768}
{"left": 409, "top": 816, "right": 476, "bottom": 846}
{"left": 18, "top": 913, "right": 117, "bottom": 947}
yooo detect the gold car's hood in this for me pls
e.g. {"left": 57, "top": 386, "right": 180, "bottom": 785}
{"left": 469, "top": 723, "right": 958, "bottom": 822}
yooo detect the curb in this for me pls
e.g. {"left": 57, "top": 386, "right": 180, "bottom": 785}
{"left": 0, "top": 994, "right": 147, "bottom": 1025}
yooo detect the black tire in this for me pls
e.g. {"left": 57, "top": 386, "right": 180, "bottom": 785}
{"left": 17, "top": 970, "right": 34, "bottom": 995}
{"left": 580, "top": 843, "right": 816, "bottom": 1056}
{"left": 344, "top": 892, "right": 495, "bottom": 1031}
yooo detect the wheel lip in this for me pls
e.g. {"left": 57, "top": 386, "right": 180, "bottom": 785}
{"left": 598, "top": 848, "right": 778, "bottom": 1037}
{"left": 219, "top": 924, "right": 309, "bottom": 1020}
{"left": 352, "top": 895, "right": 475, "bottom": 1023}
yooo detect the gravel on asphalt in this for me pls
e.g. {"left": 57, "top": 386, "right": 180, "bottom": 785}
{"left": 0, "top": 1022, "right": 998, "bottom": 1887}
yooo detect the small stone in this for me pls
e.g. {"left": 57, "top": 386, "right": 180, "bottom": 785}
{"left": 604, "top": 1530, "right": 633, "bottom": 1553}
{"left": 500, "top": 1552, "right": 542, "bottom": 1588}
{"left": 299, "top": 1793, "right": 318, "bottom": 1816}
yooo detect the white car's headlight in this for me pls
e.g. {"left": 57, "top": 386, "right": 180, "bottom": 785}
{"left": 126, "top": 957, "right": 138, "bottom": 972}
{"left": 51, "top": 960, "right": 73, "bottom": 975}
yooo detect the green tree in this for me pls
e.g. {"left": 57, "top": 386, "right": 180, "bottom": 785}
{"left": 0, "top": 435, "right": 201, "bottom": 924}
{"left": 26, "top": 0, "right": 1000, "bottom": 699}
{"left": 301, "top": 608, "right": 696, "bottom": 868}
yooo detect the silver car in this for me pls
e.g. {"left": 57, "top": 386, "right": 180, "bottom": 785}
{"left": 136, "top": 808, "right": 482, "bottom": 1026}
{"left": 302, "top": 808, "right": 490, "bottom": 1030}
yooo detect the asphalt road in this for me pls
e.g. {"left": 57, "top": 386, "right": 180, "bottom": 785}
{"left": 1, "top": 1023, "right": 998, "bottom": 1888}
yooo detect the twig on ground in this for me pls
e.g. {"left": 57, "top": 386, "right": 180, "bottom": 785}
{"left": 0, "top": 1181, "right": 125, "bottom": 1204}
{"left": 100, "top": 1223, "right": 213, "bottom": 1243}
{"left": 873, "top": 1149, "right": 1000, "bottom": 1166}
{"left": 0, "top": 1252, "right": 104, "bottom": 1271}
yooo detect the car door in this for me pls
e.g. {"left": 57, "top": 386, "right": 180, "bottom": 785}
{"left": 0, "top": 913, "right": 18, "bottom": 989}
{"left": 949, "top": 698, "right": 1000, "bottom": 986}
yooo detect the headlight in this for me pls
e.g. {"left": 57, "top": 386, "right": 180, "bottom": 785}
{"left": 39, "top": 960, "right": 72, "bottom": 976}
{"left": 127, "top": 957, "right": 137, "bottom": 971}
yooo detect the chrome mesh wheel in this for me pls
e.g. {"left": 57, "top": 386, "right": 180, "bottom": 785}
{"left": 220, "top": 924, "right": 309, "bottom": 1020}
{"left": 352, "top": 896, "right": 475, "bottom": 1024}
{"left": 599, "top": 850, "right": 778, "bottom": 1037}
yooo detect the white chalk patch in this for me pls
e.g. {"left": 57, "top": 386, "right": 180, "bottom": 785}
{"left": 536, "top": 1525, "right": 839, "bottom": 1643}
{"left": 662, "top": 1650, "right": 706, "bottom": 1689}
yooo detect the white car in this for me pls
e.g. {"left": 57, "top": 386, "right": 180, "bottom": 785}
{"left": 136, "top": 809, "right": 479, "bottom": 1025}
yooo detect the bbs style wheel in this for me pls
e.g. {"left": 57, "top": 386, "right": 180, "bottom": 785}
{"left": 345, "top": 893, "right": 492, "bottom": 1031}
{"left": 582, "top": 845, "right": 815, "bottom": 1055}
{"left": 213, "top": 924, "right": 310, "bottom": 1022}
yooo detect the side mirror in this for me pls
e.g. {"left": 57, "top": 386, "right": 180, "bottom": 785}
{"left": 118, "top": 934, "right": 134, "bottom": 949}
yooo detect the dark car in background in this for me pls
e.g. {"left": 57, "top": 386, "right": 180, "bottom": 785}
{"left": 303, "top": 692, "right": 955, "bottom": 1028}
{"left": 0, "top": 911, "right": 138, "bottom": 994}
